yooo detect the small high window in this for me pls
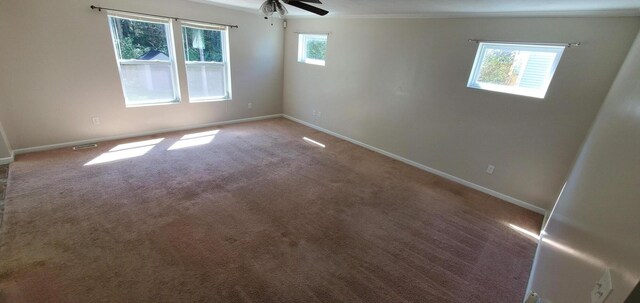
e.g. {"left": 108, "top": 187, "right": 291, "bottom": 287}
{"left": 182, "top": 23, "right": 232, "bottom": 102}
{"left": 468, "top": 43, "right": 565, "bottom": 99}
{"left": 298, "top": 34, "right": 327, "bottom": 66}
{"left": 108, "top": 15, "right": 180, "bottom": 106}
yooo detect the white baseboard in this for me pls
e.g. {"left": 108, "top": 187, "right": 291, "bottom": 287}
{"left": 0, "top": 151, "right": 14, "bottom": 164}
{"left": 283, "top": 114, "right": 546, "bottom": 215}
{"left": 10, "top": 112, "right": 545, "bottom": 214}
{"left": 13, "top": 114, "right": 283, "bottom": 155}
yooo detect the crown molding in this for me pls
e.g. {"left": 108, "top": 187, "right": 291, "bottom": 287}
{"left": 287, "top": 9, "right": 640, "bottom": 19}
{"left": 188, "top": 0, "right": 640, "bottom": 19}
{"left": 189, "top": 0, "right": 640, "bottom": 19}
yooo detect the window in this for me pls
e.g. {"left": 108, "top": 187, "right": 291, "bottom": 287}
{"left": 182, "top": 23, "right": 231, "bottom": 102}
{"left": 298, "top": 34, "right": 327, "bottom": 66}
{"left": 108, "top": 15, "right": 180, "bottom": 106}
{"left": 467, "top": 43, "right": 565, "bottom": 99}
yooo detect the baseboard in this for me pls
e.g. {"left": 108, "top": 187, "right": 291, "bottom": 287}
{"left": 0, "top": 151, "right": 14, "bottom": 164}
{"left": 11, "top": 113, "right": 546, "bottom": 214}
{"left": 283, "top": 114, "right": 547, "bottom": 215}
{"left": 13, "top": 114, "right": 283, "bottom": 155}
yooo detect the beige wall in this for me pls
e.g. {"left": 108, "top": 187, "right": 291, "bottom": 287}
{"left": 283, "top": 17, "right": 640, "bottom": 210}
{"left": 527, "top": 29, "right": 640, "bottom": 303}
{"left": 0, "top": 0, "right": 283, "bottom": 150}
{"left": 2, "top": 0, "right": 639, "bottom": 212}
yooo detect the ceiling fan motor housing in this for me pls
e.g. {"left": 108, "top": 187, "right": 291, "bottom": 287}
{"left": 260, "top": 0, "right": 328, "bottom": 17}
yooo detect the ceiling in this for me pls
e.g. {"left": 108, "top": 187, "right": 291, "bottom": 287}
{"left": 194, "top": 0, "right": 640, "bottom": 17}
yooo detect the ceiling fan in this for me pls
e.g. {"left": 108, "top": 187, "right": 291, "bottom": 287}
{"left": 259, "top": 0, "right": 329, "bottom": 17}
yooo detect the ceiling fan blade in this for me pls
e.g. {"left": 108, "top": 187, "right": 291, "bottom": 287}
{"left": 296, "top": 0, "right": 322, "bottom": 3}
{"left": 286, "top": 1, "right": 328, "bottom": 16}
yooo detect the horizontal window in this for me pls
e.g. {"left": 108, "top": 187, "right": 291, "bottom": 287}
{"left": 108, "top": 15, "right": 180, "bottom": 106}
{"left": 467, "top": 43, "right": 565, "bottom": 99}
{"left": 182, "top": 24, "right": 231, "bottom": 102}
{"left": 298, "top": 34, "right": 327, "bottom": 66}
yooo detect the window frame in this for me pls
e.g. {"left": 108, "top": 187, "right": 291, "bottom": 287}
{"left": 467, "top": 42, "right": 565, "bottom": 99}
{"left": 181, "top": 22, "right": 233, "bottom": 103}
{"left": 297, "top": 34, "right": 328, "bottom": 66}
{"left": 108, "top": 14, "right": 181, "bottom": 107}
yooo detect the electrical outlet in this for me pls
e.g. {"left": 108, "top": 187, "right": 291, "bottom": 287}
{"left": 91, "top": 117, "right": 101, "bottom": 125}
{"left": 486, "top": 165, "right": 495, "bottom": 174}
{"left": 312, "top": 109, "right": 317, "bottom": 117}
{"left": 247, "top": 103, "right": 252, "bottom": 109}
{"left": 591, "top": 269, "right": 613, "bottom": 303}
{"left": 317, "top": 111, "right": 322, "bottom": 118}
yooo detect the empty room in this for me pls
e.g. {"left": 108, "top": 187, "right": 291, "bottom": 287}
{"left": 0, "top": 0, "right": 639, "bottom": 302}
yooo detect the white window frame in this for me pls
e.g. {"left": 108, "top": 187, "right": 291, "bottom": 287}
{"left": 108, "top": 14, "right": 181, "bottom": 107}
{"left": 467, "top": 42, "right": 565, "bottom": 99}
{"left": 181, "top": 22, "right": 232, "bottom": 102}
{"left": 298, "top": 34, "right": 328, "bottom": 66}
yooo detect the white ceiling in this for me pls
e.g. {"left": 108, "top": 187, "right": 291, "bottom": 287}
{"left": 194, "top": 0, "right": 640, "bottom": 17}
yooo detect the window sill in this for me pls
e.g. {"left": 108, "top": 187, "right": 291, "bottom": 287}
{"left": 467, "top": 84, "right": 546, "bottom": 99}
{"left": 125, "top": 99, "right": 181, "bottom": 108}
{"left": 298, "top": 59, "right": 325, "bottom": 66}
{"left": 189, "top": 98, "right": 231, "bottom": 103}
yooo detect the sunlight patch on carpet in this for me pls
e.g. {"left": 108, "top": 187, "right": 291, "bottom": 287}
{"left": 303, "top": 137, "right": 325, "bottom": 148}
{"left": 85, "top": 138, "right": 164, "bottom": 166}
{"left": 507, "top": 223, "right": 540, "bottom": 241}
{"left": 168, "top": 130, "right": 219, "bottom": 150}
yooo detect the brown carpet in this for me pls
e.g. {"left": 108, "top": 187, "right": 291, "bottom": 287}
{"left": 0, "top": 164, "right": 7, "bottom": 228}
{"left": 0, "top": 118, "right": 542, "bottom": 302}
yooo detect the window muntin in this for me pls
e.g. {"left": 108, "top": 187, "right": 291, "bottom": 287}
{"left": 467, "top": 43, "right": 565, "bottom": 99}
{"left": 298, "top": 34, "right": 327, "bottom": 66}
{"left": 182, "top": 24, "right": 231, "bottom": 102}
{"left": 108, "top": 15, "right": 180, "bottom": 106}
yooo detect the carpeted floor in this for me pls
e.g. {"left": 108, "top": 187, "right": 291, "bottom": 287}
{"left": 0, "top": 118, "right": 542, "bottom": 302}
{"left": 0, "top": 164, "right": 7, "bottom": 228}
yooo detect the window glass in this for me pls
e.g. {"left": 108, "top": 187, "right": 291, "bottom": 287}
{"left": 109, "top": 16, "right": 179, "bottom": 106}
{"left": 182, "top": 24, "right": 231, "bottom": 101}
{"left": 468, "top": 43, "right": 565, "bottom": 99}
{"left": 298, "top": 34, "right": 327, "bottom": 66}
{"left": 183, "top": 27, "right": 223, "bottom": 62}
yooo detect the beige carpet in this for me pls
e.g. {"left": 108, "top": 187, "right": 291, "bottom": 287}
{"left": 0, "top": 164, "right": 7, "bottom": 228}
{"left": 0, "top": 118, "right": 542, "bottom": 302}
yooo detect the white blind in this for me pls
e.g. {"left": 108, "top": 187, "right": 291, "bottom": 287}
{"left": 468, "top": 43, "right": 565, "bottom": 99}
{"left": 181, "top": 21, "right": 227, "bottom": 31}
{"left": 519, "top": 52, "right": 557, "bottom": 90}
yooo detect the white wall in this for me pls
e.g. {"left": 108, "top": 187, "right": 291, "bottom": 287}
{"left": 528, "top": 29, "right": 640, "bottom": 303}
{"left": 0, "top": 0, "right": 283, "bottom": 150}
{"left": 283, "top": 17, "right": 640, "bottom": 210}
{"left": 2, "top": 1, "right": 639, "bottom": 213}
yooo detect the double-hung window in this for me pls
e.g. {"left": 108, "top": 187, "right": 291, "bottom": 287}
{"left": 467, "top": 43, "right": 565, "bottom": 99}
{"left": 181, "top": 23, "right": 231, "bottom": 102}
{"left": 108, "top": 15, "right": 180, "bottom": 106}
